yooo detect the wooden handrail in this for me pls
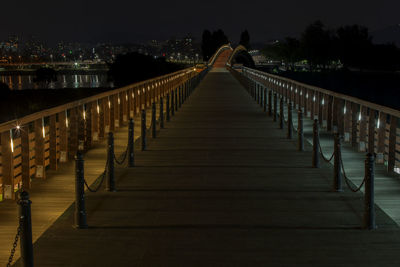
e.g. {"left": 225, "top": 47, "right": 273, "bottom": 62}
{"left": 0, "top": 68, "right": 194, "bottom": 132}
{"left": 243, "top": 67, "right": 400, "bottom": 118}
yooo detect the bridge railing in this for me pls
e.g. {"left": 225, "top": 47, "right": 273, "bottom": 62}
{"left": 230, "top": 66, "right": 400, "bottom": 175}
{"left": 0, "top": 67, "right": 206, "bottom": 200}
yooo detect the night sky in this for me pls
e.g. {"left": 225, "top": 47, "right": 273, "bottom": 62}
{"left": 2, "top": 0, "right": 399, "bottom": 44}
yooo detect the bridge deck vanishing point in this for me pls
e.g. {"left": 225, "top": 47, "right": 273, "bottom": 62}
{"left": 11, "top": 69, "right": 400, "bottom": 266}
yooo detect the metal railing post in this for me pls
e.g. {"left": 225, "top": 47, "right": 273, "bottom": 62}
{"left": 74, "top": 151, "right": 88, "bottom": 228}
{"left": 179, "top": 86, "right": 182, "bottom": 108}
{"left": 273, "top": 92, "right": 277, "bottom": 122}
{"left": 160, "top": 97, "right": 164, "bottom": 129}
{"left": 171, "top": 91, "right": 175, "bottom": 116}
{"left": 263, "top": 88, "right": 267, "bottom": 112}
{"left": 287, "top": 102, "right": 293, "bottom": 139}
{"left": 175, "top": 89, "right": 178, "bottom": 111}
{"left": 364, "top": 153, "right": 376, "bottom": 229}
{"left": 106, "top": 132, "right": 115, "bottom": 191}
{"left": 333, "top": 133, "right": 342, "bottom": 192}
{"left": 141, "top": 109, "right": 146, "bottom": 150}
{"left": 268, "top": 90, "right": 272, "bottom": 116}
{"left": 166, "top": 93, "right": 170, "bottom": 121}
{"left": 152, "top": 102, "right": 156, "bottom": 138}
{"left": 312, "top": 119, "right": 320, "bottom": 168}
{"left": 18, "top": 191, "right": 34, "bottom": 267}
{"left": 297, "top": 109, "right": 304, "bottom": 151}
{"left": 128, "top": 119, "right": 134, "bottom": 167}
{"left": 280, "top": 97, "right": 284, "bottom": 129}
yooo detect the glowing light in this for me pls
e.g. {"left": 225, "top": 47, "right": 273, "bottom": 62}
{"left": 118, "top": 97, "right": 120, "bottom": 105}
{"left": 126, "top": 94, "right": 128, "bottom": 101}
{"left": 377, "top": 118, "right": 380, "bottom": 128}
{"left": 295, "top": 89, "right": 298, "bottom": 93}
{"left": 358, "top": 112, "right": 362, "bottom": 121}
{"left": 300, "top": 91, "right": 303, "bottom": 96}
{"left": 306, "top": 93, "right": 309, "bottom": 99}
{"left": 10, "top": 129, "right": 14, "bottom": 153}
{"left": 321, "top": 98, "right": 325, "bottom": 105}
{"left": 132, "top": 92, "right": 134, "bottom": 98}
{"left": 343, "top": 106, "right": 347, "bottom": 114}
{"left": 313, "top": 96, "right": 316, "bottom": 102}
{"left": 16, "top": 125, "right": 20, "bottom": 130}
{"left": 42, "top": 117, "right": 45, "bottom": 138}
{"left": 65, "top": 110, "right": 69, "bottom": 127}
{"left": 143, "top": 88, "right": 145, "bottom": 93}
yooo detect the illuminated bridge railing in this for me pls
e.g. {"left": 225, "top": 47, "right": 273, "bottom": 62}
{"left": 0, "top": 67, "right": 205, "bottom": 200}
{"left": 231, "top": 66, "right": 400, "bottom": 175}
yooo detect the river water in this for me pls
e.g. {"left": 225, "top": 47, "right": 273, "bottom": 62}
{"left": 0, "top": 73, "right": 114, "bottom": 90}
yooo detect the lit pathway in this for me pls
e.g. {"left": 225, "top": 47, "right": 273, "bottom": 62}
{"left": 17, "top": 71, "right": 400, "bottom": 266}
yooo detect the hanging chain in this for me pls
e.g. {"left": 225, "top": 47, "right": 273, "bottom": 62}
{"left": 7, "top": 217, "right": 23, "bottom": 267}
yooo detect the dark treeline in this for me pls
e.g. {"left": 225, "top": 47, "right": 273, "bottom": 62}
{"left": 263, "top": 20, "right": 400, "bottom": 71}
{"left": 108, "top": 52, "right": 185, "bottom": 87}
{"left": 201, "top": 29, "right": 229, "bottom": 61}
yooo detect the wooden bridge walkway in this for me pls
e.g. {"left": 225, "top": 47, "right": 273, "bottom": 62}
{"left": 7, "top": 70, "right": 400, "bottom": 266}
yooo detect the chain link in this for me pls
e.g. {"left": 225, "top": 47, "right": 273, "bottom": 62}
{"left": 318, "top": 141, "right": 335, "bottom": 163}
{"left": 7, "top": 217, "right": 23, "bottom": 267}
{"left": 84, "top": 157, "right": 108, "bottom": 193}
{"left": 340, "top": 152, "right": 366, "bottom": 193}
{"left": 114, "top": 149, "right": 128, "bottom": 165}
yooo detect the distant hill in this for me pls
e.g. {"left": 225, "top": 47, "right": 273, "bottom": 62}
{"left": 372, "top": 24, "right": 400, "bottom": 47}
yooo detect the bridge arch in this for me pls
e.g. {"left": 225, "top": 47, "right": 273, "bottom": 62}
{"left": 207, "top": 44, "right": 233, "bottom": 67}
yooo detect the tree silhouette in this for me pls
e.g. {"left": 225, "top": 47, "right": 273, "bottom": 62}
{"left": 201, "top": 30, "right": 213, "bottom": 61}
{"left": 301, "top": 20, "right": 334, "bottom": 69}
{"left": 336, "top": 25, "right": 372, "bottom": 69}
{"left": 239, "top": 30, "right": 251, "bottom": 50}
{"left": 108, "top": 52, "right": 183, "bottom": 87}
{"left": 34, "top": 67, "right": 57, "bottom": 88}
{"left": 201, "top": 29, "right": 229, "bottom": 61}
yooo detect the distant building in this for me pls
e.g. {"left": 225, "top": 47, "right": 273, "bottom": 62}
{"left": 248, "top": 50, "right": 267, "bottom": 65}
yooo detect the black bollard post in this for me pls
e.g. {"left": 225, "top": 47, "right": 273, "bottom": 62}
{"left": 128, "top": 119, "right": 134, "bottom": 167}
{"left": 297, "top": 109, "right": 304, "bottom": 151}
{"left": 287, "top": 102, "right": 293, "bottom": 139}
{"left": 268, "top": 90, "right": 272, "bottom": 116}
{"left": 141, "top": 109, "right": 146, "bottom": 150}
{"left": 106, "top": 132, "right": 116, "bottom": 192}
{"left": 312, "top": 119, "right": 320, "bottom": 168}
{"left": 160, "top": 97, "right": 164, "bottom": 129}
{"left": 273, "top": 93, "right": 278, "bottom": 122}
{"left": 166, "top": 93, "right": 170, "bottom": 122}
{"left": 280, "top": 97, "right": 284, "bottom": 129}
{"left": 364, "top": 153, "right": 376, "bottom": 229}
{"left": 18, "top": 191, "right": 34, "bottom": 267}
{"left": 74, "top": 151, "right": 88, "bottom": 228}
{"left": 152, "top": 102, "right": 156, "bottom": 138}
{"left": 333, "top": 133, "right": 342, "bottom": 192}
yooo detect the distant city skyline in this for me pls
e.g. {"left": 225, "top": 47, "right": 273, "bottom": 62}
{"left": 1, "top": 0, "right": 399, "bottom": 45}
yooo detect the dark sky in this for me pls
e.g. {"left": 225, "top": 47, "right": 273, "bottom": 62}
{"left": 1, "top": 0, "right": 399, "bottom": 44}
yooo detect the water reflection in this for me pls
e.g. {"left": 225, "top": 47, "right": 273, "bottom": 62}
{"left": 0, "top": 73, "right": 113, "bottom": 90}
